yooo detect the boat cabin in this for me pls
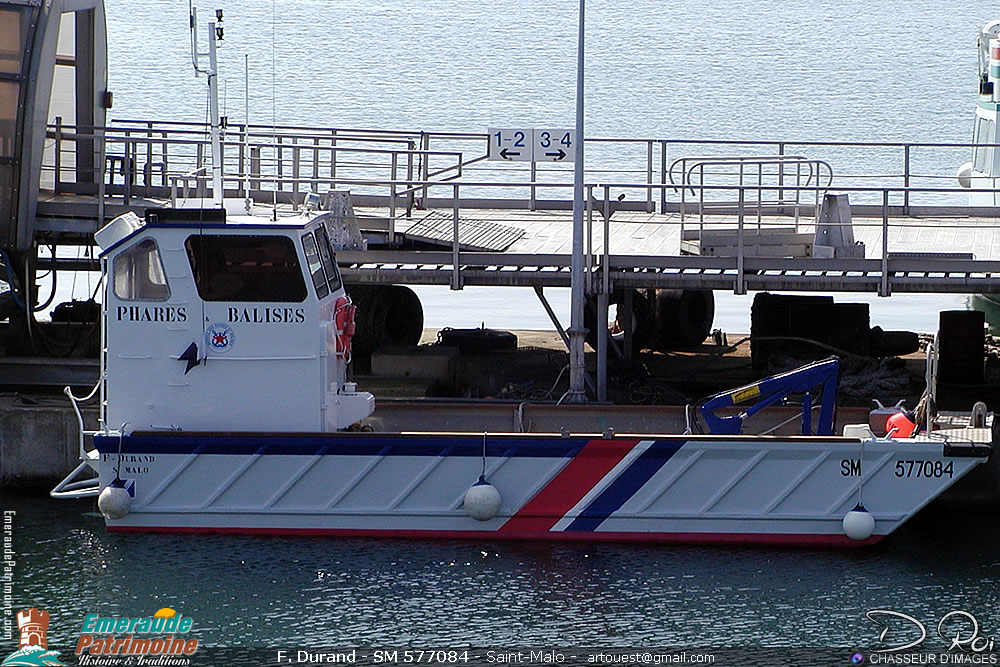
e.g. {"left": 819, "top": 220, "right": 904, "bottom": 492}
{"left": 960, "top": 19, "right": 1000, "bottom": 205}
{"left": 95, "top": 209, "right": 374, "bottom": 433}
{"left": 966, "top": 100, "right": 1000, "bottom": 206}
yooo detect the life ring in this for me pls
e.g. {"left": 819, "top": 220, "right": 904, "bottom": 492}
{"left": 334, "top": 296, "right": 356, "bottom": 360}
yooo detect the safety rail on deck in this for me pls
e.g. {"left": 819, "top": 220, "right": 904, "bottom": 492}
{"left": 103, "top": 122, "right": 1000, "bottom": 212}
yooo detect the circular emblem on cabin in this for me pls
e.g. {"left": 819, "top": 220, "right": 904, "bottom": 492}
{"left": 205, "top": 323, "right": 236, "bottom": 353}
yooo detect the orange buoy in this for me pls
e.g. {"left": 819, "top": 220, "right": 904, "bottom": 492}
{"left": 886, "top": 411, "right": 916, "bottom": 438}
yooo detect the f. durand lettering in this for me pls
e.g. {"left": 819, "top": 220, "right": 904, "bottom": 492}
{"left": 227, "top": 307, "right": 305, "bottom": 324}
{"left": 116, "top": 306, "right": 187, "bottom": 323}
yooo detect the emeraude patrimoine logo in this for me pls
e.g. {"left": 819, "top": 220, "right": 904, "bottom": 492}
{"left": 1, "top": 608, "right": 64, "bottom": 666}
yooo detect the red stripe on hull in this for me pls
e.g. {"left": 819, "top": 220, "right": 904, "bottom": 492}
{"left": 498, "top": 438, "right": 638, "bottom": 534}
{"left": 107, "top": 525, "right": 885, "bottom": 548}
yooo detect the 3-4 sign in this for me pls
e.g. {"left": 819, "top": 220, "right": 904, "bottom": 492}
{"left": 533, "top": 128, "right": 574, "bottom": 162}
{"left": 487, "top": 128, "right": 575, "bottom": 162}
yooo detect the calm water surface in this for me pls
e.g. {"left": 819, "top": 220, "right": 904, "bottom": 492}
{"left": 8, "top": 492, "right": 999, "bottom": 650}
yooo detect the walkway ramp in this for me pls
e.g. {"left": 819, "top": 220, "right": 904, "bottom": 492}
{"left": 402, "top": 211, "right": 524, "bottom": 251}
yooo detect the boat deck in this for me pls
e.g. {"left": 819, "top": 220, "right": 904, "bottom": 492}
{"left": 913, "top": 411, "right": 996, "bottom": 450}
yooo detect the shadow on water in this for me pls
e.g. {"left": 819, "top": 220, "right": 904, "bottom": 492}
{"left": 3, "top": 492, "right": 997, "bottom": 649}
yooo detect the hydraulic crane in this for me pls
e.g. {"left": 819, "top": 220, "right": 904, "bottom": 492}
{"left": 699, "top": 357, "right": 840, "bottom": 436}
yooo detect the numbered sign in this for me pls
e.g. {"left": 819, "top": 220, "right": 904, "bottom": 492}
{"left": 487, "top": 128, "right": 532, "bottom": 162}
{"left": 533, "top": 129, "right": 574, "bottom": 162}
{"left": 487, "top": 127, "right": 576, "bottom": 162}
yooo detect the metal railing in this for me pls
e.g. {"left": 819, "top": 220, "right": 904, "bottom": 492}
{"left": 583, "top": 180, "right": 1000, "bottom": 297}
{"left": 42, "top": 119, "right": 1000, "bottom": 203}
{"left": 42, "top": 119, "right": 1000, "bottom": 214}
{"left": 668, "top": 156, "right": 834, "bottom": 240}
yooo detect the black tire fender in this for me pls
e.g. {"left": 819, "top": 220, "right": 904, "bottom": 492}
{"left": 654, "top": 289, "right": 714, "bottom": 348}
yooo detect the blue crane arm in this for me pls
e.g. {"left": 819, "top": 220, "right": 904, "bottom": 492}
{"left": 698, "top": 357, "right": 840, "bottom": 436}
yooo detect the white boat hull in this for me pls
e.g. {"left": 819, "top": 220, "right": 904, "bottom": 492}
{"left": 95, "top": 432, "right": 990, "bottom": 546}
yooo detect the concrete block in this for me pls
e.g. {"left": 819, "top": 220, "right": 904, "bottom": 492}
{"left": 0, "top": 398, "right": 98, "bottom": 485}
{"left": 371, "top": 345, "right": 458, "bottom": 379}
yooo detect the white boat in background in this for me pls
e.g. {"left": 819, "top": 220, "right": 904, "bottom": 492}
{"left": 48, "top": 207, "right": 993, "bottom": 547}
{"left": 960, "top": 19, "right": 1000, "bottom": 316}
{"left": 958, "top": 19, "right": 1000, "bottom": 206}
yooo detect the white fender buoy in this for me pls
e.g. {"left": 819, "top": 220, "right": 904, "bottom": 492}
{"left": 463, "top": 476, "right": 501, "bottom": 521}
{"left": 842, "top": 503, "right": 875, "bottom": 541}
{"left": 98, "top": 480, "right": 132, "bottom": 519}
{"left": 957, "top": 161, "right": 973, "bottom": 189}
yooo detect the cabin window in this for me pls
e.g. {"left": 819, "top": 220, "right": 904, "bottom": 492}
{"left": 314, "top": 225, "right": 343, "bottom": 293}
{"left": 301, "top": 232, "right": 330, "bottom": 299}
{"left": 185, "top": 234, "right": 307, "bottom": 302}
{"left": 112, "top": 238, "right": 170, "bottom": 301}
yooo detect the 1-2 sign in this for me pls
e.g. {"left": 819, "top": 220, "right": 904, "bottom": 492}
{"left": 487, "top": 128, "right": 531, "bottom": 161}
{"left": 487, "top": 128, "right": 575, "bottom": 162}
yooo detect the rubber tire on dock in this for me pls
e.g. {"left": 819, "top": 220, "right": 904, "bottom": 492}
{"left": 350, "top": 284, "right": 424, "bottom": 359}
{"left": 438, "top": 327, "right": 517, "bottom": 354}
{"left": 585, "top": 289, "right": 654, "bottom": 356}
{"left": 653, "top": 289, "right": 714, "bottom": 348}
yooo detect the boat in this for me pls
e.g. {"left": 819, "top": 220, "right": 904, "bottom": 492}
{"left": 958, "top": 19, "right": 1000, "bottom": 206}
{"left": 48, "top": 206, "right": 994, "bottom": 547}
{"left": 957, "top": 20, "right": 1000, "bottom": 313}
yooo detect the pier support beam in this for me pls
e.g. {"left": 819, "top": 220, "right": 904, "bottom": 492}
{"left": 533, "top": 286, "right": 570, "bottom": 349}
{"left": 596, "top": 291, "right": 608, "bottom": 402}
{"left": 567, "top": 0, "right": 588, "bottom": 403}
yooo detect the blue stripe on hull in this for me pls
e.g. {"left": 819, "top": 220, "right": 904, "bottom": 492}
{"left": 95, "top": 433, "right": 688, "bottom": 459}
{"left": 566, "top": 441, "right": 684, "bottom": 531}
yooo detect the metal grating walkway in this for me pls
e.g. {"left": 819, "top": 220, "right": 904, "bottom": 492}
{"left": 337, "top": 249, "right": 1000, "bottom": 293}
{"left": 337, "top": 206, "right": 1000, "bottom": 294}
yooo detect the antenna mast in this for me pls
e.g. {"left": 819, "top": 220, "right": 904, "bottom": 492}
{"left": 189, "top": 2, "right": 225, "bottom": 208}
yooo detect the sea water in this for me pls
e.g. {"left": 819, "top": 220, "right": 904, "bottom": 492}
{"left": 3, "top": 492, "right": 999, "bottom": 661}
{"left": 5, "top": 1, "right": 999, "bottom": 662}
